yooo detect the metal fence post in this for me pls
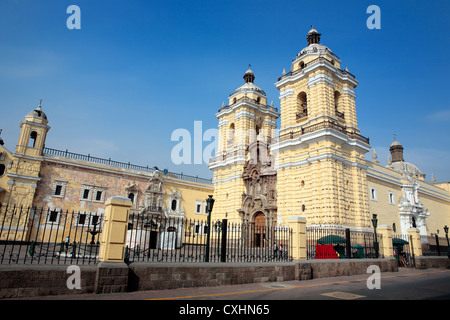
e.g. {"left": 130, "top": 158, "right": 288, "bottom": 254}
{"left": 345, "top": 228, "right": 351, "bottom": 259}
{"left": 221, "top": 219, "right": 227, "bottom": 262}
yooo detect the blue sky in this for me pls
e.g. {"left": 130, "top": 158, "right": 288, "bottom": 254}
{"left": 0, "top": 0, "right": 449, "bottom": 182}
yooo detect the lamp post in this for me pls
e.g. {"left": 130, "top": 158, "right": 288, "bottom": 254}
{"left": 371, "top": 214, "right": 379, "bottom": 258}
{"left": 205, "top": 195, "right": 215, "bottom": 262}
{"left": 444, "top": 225, "right": 449, "bottom": 247}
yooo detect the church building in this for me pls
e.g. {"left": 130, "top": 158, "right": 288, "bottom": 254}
{"left": 0, "top": 103, "right": 214, "bottom": 241}
{"left": 209, "top": 28, "right": 450, "bottom": 238}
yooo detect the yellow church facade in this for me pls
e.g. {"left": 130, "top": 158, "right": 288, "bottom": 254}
{"left": 209, "top": 28, "right": 450, "bottom": 239}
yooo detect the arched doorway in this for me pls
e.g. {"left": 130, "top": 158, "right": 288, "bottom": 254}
{"left": 253, "top": 212, "right": 266, "bottom": 247}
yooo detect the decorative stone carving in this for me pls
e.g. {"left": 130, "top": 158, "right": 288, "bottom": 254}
{"left": 238, "top": 141, "right": 277, "bottom": 226}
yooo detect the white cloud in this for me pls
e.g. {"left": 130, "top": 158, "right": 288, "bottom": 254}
{"left": 426, "top": 109, "right": 450, "bottom": 123}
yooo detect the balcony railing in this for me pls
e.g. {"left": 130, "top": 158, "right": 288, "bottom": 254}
{"left": 296, "top": 110, "right": 308, "bottom": 120}
{"left": 218, "top": 96, "right": 278, "bottom": 113}
{"left": 335, "top": 110, "right": 345, "bottom": 119}
{"left": 278, "top": 57, "right": 356, "bottom": 81}
{"left": 43, "top": 147, "right": 212, "bottom": 184}
{"left": 271, "top": 120, "right": 369, "bottom": 145}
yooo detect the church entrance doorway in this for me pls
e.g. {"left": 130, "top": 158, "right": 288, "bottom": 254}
{"left": 253, "top": 212, "right": 266, "bottom": 247}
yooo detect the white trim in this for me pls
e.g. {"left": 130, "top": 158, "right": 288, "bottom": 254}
{"left": 234, "top": 110, "right": 255, "bottom": 120}
{"left": 279, "top": 88, "right": 294, "bottom": 100}
{"left": 307, "top": 73, "right": 334, "bottom": 88}
{"left": 271, "top": 127, "right": 371, "bottom": 156}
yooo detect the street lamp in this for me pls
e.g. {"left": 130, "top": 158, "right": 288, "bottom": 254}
{"left": 444, "top": 225, "right": 449, "bottom": 246}
{"left": 371, "top": 214, "right": 379, "bottom": 258}
{"left": 205, "top": 195, "right": 215, "bottom": 262}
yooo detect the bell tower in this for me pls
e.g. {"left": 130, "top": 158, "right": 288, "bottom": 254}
{"left": 6, "top": 101, "right": 50, "bottom": 207}
{"left": 16, "top": 101, "right": 50, "bottom": 158}
{"left": 209, "top": 68, "right": 279, "bottom": 223}
{"left": 272, "top": 28, "right": 372, "bottom": 229}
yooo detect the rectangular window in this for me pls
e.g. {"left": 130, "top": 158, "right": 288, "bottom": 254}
{"left": 54, "top": 185, "right": 62, "bottom": 196}
{"left": 194, "top": 223, "right": 207, "bottom": 235}
{"left": 82, "top": 189, "right": 90, "bottom": 200}
{"left": 46, "top": 209, "right": 61, "bottom": 224}
{"left": 370, "top": 187, "right": 377, "bottom": 201}
{"left": 388, "top": 192, "right": 395, "bottom": 204}
{"left": 52, "top": 179, "right": 67, "bottom": 198}
{"left": 95, "top": 191, "right": 102, "bottom": 201}
{"left": 195, "top": 200, "right": 205, "bottom": 214}
{"left": 78, "top": 213, "right": 87, "bottom": 225}
{"left": 91, "top": 215, "right": 100, "bottom": 226}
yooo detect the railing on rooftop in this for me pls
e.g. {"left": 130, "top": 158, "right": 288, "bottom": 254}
{"left": 218, "top": 96, "right": 279, "bottom": 113}
{"left": 277, "top": 56, "right": 356, "bottom": 81}
{"left": 43, "top": 147, "right": 213, "bottom": 185}
{"left": 271, "top": 120, "right": 369, "bottom": 145}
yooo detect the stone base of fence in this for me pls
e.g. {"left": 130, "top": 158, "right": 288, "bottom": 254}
{"left": 0, "top": 264, "right": 97, "bottom": 298}
{"left": 0, "top": 258, "right": 409, "bottom": 299}
{"left": 3, "top": 257, "right": 450, "bottom": 299}
{"left": 309, "top": 258, "right": 398, "bottom": 279}
{"left": 94, "top": 261, "right": 129, "bottom": 294}
{"left": 414, "top": 256, "right": 450, "bottom": 269}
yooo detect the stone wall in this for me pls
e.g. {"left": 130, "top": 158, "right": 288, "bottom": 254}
{"left": 128, "top": 262, "right": 299, "bottom": 292}
{"left": 0, "top": 265, "right": 97, "bottom": 298}
{"left": 1, "top": 257, "right": 449, "bottom": 299}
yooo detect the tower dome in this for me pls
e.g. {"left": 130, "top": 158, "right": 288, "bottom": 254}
{"left": 230, "top": 67, "right": 266, "bottom": 98}
{"left": 26, "top": 100, "right": 48, "bottom": 121}
{"left": 387, "top": 136, "right": 425, "bottom": 180}
{"left": 293, "top": 27, "right": 338, "bottom": 64}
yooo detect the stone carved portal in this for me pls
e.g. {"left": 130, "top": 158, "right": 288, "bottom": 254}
{"left": 238, "top": 141, "right": 277, "bottom": 231}
{"left": 140, "top": 170, "right": 165, "bottom": 215}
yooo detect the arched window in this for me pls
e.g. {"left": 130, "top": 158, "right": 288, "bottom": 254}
{"left": 334, "top": 91, "right": 344, "bottom": 119}
{"left": 29, "top": 131, "right": 37, "bottom": 148}
{"left": 128, "top": 193, "right": 135, "bottom": 204}
{"left": 171, "top": 199, "right": 177, "bottom": 211}
{"left": 0, "top": 164, "right": 5, "bottom": 177}
{"left": 296, "top": 92, "right": 307, "bottom": 119}
{"left": 228, "top": 123, "right": 235, "bottom": 146}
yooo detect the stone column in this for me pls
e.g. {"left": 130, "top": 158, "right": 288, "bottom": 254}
{"left": 95, "top": 196, "right": 132, "bottom": 294}
{"left": 377, "top": 225, "right": 394, "bottom": 258}
{"left": 288, "top": 216, "right": 307, "bottom": 260}
{"left": 99, "top": 196, "right": 132, "bottom": 262}
{"left": 407, "top": 228, "right": 422, "bottom": 257}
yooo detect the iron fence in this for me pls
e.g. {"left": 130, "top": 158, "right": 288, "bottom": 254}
{"left": 125, "top": 213, "right": 293, "bottom": 263}
{"left": 0, "top": 205, "right": 102, "bottom": 265}
{"left": 420, "top": 235, "right": 449, "bottom": 257}
{"left": 306, "top": 226, "right": 381, "bottom": 260}
{"left": 393, "top": 234, "right": 415, "bottom": 267}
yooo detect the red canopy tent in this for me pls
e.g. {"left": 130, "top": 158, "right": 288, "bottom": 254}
{"left": 314, "top": 244, "right": 339, "bottom": 259}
